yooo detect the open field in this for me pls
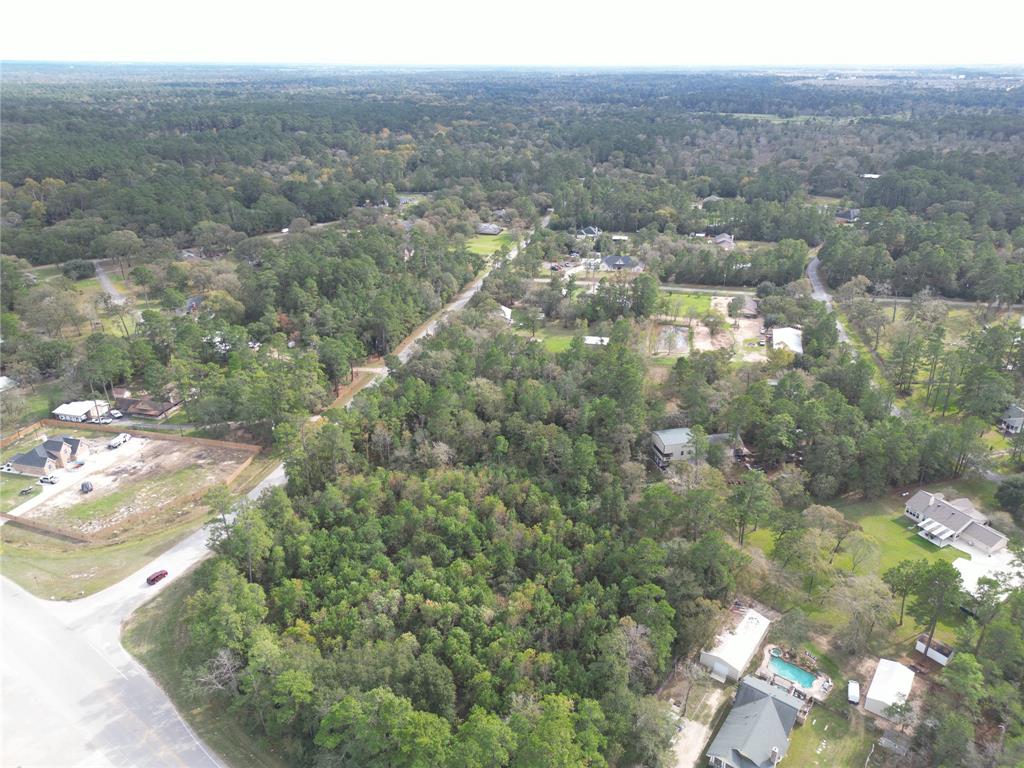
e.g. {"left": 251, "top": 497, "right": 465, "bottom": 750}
{"left": 465, "top": 232, "right": 516, "bottom": 256}
{"left": 123, "top": 568, "right": 293, "bottom": 768}
{"left": 660, "top": 291, "right": 711, "bottom": 318}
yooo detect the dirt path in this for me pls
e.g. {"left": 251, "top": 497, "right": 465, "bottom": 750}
{"left": 94, "top": 261, "right": 125, "bottom": 305}
{"left": 670, "top": 687, "right": 727, "bottom": 768}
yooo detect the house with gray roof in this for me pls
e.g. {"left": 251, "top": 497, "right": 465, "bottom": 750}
{"left": 9, "top": 436, "right": 88, "bottom": 477}
{"left": 1000, "top": 404, "right": 1024, "bottom": 434}
{"left": 576, "top": 226, "right": 602, "bottom": 238}
{"left": 714, "top": 233, "right": 736, "bottom": 252}
{"left": 904, "top": 490, "right": 1008, "bottom": 555}
{"left": 475, "top": 223, "right": 504, "bottom": 236}
{"left": 706, "top": 676, "right": 803, "bottom": 768}
{"left": 651, "top": 428, "right": 694, "bottom": 469}
{"left": 599, "top": 254, "right": 644, "bottom": 273}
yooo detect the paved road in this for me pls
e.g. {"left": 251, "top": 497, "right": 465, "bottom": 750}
{"left": 806, "top": 255, "right": 850, "bottom": 344}
{"left": 0, "top": 220, "right": 545, "bottom": 768}
{"left": 0, "top": 464, "right": 286, "bottom": 768}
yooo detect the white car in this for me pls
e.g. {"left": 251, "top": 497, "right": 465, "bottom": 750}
{"left": 109, "top": 409, "right": 123, "bottom": 419}
{"left": 1, "top": 463, "right": 12, "bottom": 472}
{"left": 108, "top": 433, "right": 132, "bottom": 449}
{"left": 38, "top": 475, "right": 59, "bottom": 485}
{"left": 98, "top": 417, "right": 113, "bottom": 425}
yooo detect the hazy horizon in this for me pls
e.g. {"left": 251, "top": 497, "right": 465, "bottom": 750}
{"left": 5, "top": 0, "right": 1023, "bottom": 69}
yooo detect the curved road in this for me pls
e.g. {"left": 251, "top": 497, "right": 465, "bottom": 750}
{"left": 1, "top": 221, "right": 542, "bottom": 768}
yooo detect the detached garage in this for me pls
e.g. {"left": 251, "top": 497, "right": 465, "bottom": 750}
{"left": 865, "top": 659, "right": 915, "bottom": 718}
{"left": 699, "top": 608, "right": 771, "bottom": 683}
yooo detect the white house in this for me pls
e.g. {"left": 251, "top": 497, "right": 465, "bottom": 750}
{"left": 650, "top": 427, "right": 694, "bottom": 469}
{"left": 699, "top": 608, "right": 772, "bottom": 683}
{"left": 770, "top": 327, "right": 804, "bottom": 356}
{"left": 52, "top": 400, "right": 109, "bottom": 423}
{"left": 1000, "top": 404, "right": 1024, "bottom": 434}
{"left": 904, "top": 490, "right": 1008, "bottom": 555}
{"left": 864, "top": 659, "right": 914, "bottom": 719}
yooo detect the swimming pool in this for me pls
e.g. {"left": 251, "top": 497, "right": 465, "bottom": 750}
{"left": 768, "top": 655, "right": 817, "bottom": 688}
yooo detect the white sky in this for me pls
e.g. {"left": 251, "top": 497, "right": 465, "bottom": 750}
{"left": 4, "top": 0, "right": 1023, "bottom": 68}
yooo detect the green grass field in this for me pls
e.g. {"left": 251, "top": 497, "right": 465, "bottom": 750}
{"left": 123, "top": 569, "right": 294, "bottom": 768}
{"left": 0, "top": 474, "right": 41, "bottom": 514}
{"left": 465, "top": 232, "right": 515, "bottom": 256}
{"left": 0, "top": 520, "right": 204, "bottom": 599}
{"left": 661, "top": 291, "right": 712, "bottom": 317}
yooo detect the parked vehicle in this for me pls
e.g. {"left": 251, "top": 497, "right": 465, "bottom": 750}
{"left": 108, "top": 433, "right": 131, "bottom": 449}
{"left": 109, "top": 410, "right": 123, "bottom": 419}
{"left": 19, "top": 487, "right": 35, "bottom": 496}
{"left": 81, "top": 481, "right": 94, "bottom": 494}
{"left": 1, "top": 463, "right": 12, "bottom": 472}
{"left": 847, "top": 680, "right": 860, "bottom": 704}
{"left": 146, "top": 570, "right": 169, "bottom": 585}
{"left": 98, "top": 417, "right": 113, "bottom": 425}
{"left": 38, "top": 475, "right": 58, "bottom": 485}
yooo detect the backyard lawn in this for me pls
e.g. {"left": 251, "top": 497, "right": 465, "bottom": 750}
{"left": 0, "top": 474, "right": 40, "bottom": 514}
{"left": 786, "top": 705, "right": 874, "bottom": 768}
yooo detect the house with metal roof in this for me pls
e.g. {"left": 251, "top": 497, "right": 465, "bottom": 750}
{"left": 699, "top": 608, "right": 772, "bottom": 683}
{"left": 904, "top": 490, "right": 1008, "bottom": 555}
{"left": 770, "top": 327, "right": 803, "bottom": 356}
{"left": 864, "top": 659, "right": 914, "bottom": 719}
{"left": 52, "top": 400, "right": 109, "bottom": 422}
{"left": 706, "top": 676, "right": 802, "bottom": 768}
{"left": 650, "top": 427, "right": 694, "bottom": 469}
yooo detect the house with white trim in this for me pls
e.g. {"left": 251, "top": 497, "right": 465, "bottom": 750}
{"left": 904, "top": 490, "right": 1008, "bottom": 555}
{"left": 52, "top": 400, "right": 109, "bottom": 423}
{"left": 1000, "top": 404, "right": 1024, "bottom": 434}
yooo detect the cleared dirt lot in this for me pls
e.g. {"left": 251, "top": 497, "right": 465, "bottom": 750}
{"left": 650, "top": 296, "right": 765, "bottom": 360}
{"left": 13, "top": 433, "right": 252, "bottom": 540}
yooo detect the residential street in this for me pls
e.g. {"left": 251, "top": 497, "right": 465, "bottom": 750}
{"left": 806, "top": 255, "right": 850, "bottom": 345}
{"left": 0, "top": 222, "right": 541, "bottom": 768}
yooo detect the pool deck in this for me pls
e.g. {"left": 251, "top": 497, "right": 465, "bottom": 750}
{"left": 756, "top": 645, "right": 833, "bottom": 702}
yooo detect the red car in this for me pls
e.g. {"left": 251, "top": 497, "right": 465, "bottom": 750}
{"left": 146, "top": 569, "right": 168, "bottom": 585}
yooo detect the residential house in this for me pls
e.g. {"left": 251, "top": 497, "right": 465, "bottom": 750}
{"left": 700, "top": 608, "right": 772, "bottom": 682}
{"left": 706, "top": 676, "right": 802, "bottom": 768}
{"left": 770, "top": 327, "right": 803, "bottom": 356}
{"left": 52, "top": 400, "right": 109, "bottom": 423}
{"left": 650, "top": 427, "right": 694, "bottom": 469}
{"left": 836, "top": 208, "right": 861, "bottom": 223}
{"left": 575, "top": 226, "right": 602, "bottom": 239}
{"left": 1000, "top": 404, "right": 1024, "bottom": 434}
{"left": 600, "top": 254, "right": 644, "bottom": 272}
{"left": 738, "top": 295, "right": 759, "bottom": 318}
{"left": 864, "top": 659, "right": 914, "bottom": 719}
{"left": 904, "top": 490, "right": 1008, "bottom": 555}
{"left": 702, "top": 194, "right": 724, "bottom": 208}
{"left": 115, "top": 393, "right": 184, "bottom": 420}
{"left": 475, "top": 223, "right": 503, "bottom": 235}
{"left": 714, "top": 233, "right": 736, "bottom": 252}
{"left": 9, "top": 436, "right": 88, "bottom": 477}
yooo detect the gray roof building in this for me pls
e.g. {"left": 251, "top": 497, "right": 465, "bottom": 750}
{"left": 1000, "top": 404, "right": 1024, "bottom": 433}
{"left": 707, "top": 676, "right": 803, "bottom": 768}
{"left": 904, "top": 490, "right": 1008, "bottom": 555}
{"left": 475, "top": 223, "right": 504, "bottom": 236}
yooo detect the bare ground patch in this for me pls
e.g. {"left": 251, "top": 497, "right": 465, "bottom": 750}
{"left": 23, "top": 436, "right": 251, "bottom": 540}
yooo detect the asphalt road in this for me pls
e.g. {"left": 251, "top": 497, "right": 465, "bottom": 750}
{"left": 0, "top": 220, "right": 542, "bottom": 768}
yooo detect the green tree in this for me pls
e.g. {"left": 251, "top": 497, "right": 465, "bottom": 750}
{"left": 909, "top": 559, "right": 964, "bottom": 653}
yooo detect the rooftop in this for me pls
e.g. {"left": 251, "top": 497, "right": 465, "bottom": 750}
{"left": 704, "top": 608, "right": 772, "bottom": 676}
{"left": 867, "top": 659, "right": 914, "bottom": 709}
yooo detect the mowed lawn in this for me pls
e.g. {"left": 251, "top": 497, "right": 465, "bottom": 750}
{"left": 661, "top": 291, "right": 711, "bottom": 317}
{"left": 465, "top": 232, "right": 515, "bottom": 256}
{"left": 786, "top": 705, "right": 873, "bottom": 768}
{"left": 0, "top": 474, "right": 41, "bottom": 514}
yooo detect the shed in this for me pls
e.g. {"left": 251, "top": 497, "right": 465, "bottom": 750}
{"left": 864, "top": 659, "right": 914, "bottom": 718}
{"left": 847, "top": 680, "right": 861, "bottom": 704}
{"left": 699, "top": 608, "right": 771, "bottom": 683}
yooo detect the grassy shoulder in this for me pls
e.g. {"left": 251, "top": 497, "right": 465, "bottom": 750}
{"left": 123, "top": 567, "right": 292, "bottom": 768}
{"left": 0, "top": 519, "right": 202, "bottom": 599}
